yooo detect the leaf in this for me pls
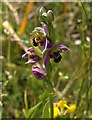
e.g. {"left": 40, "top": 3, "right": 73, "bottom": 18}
{"left": 39, "top": 6, "right": 46, "bottom": 15}
{"left": 46, "top": 62, "right": 52, "bottom": 79}
{"left": 45, "top": 78, "right": 54, "bottom": 94}
{"left": 47, "top": 10, "right": 54, "bottom": 22}
{"left": 39, "top": 90, "right": 48, "bottom": 101}
{"left": 0, "top": 108, "right": 2, "bottom": 120}
{"left": 47, "top": 23, "right": 55, "bottom": 43}
{"left": 42, "top": 100, "right": 49, "bottom": 118}
{"left": 26, "top": 102, "right": 42, "bottom": 118}
{"left": 39, "top": 14, "right": 48, "bottom": 25}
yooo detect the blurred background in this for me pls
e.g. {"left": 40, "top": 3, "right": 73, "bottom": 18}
{"left": 0, "top": 1, "right": 91, "bottom": 118}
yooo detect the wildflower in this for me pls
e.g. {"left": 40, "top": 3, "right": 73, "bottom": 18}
{"left": 43, "top": 44, "right": 69, "bottom": 68}
{"left": 30, "top": 22, "right": 49, "bottom": 53}
{"left": 57, "top": 100, "right": 67, "bottom": 109}
{"left": 49, "top": 105, "right": 59, "bottom": 118}
{"left": 32, "top": 66, "right": 46, "bottom": 80}
{"left": 65, "top": 104, "right": 76, "bottom": 113}
{"left": 26, "top": 57, "right": 41, "bottom": 64}
{"left": 22, "top": 47, "right": 34, "bottom": 58}
{"left": 53, "top": 107, "right": 59, "bottom": 118}
{"left": 22, "top": 47, "right": 41, "bottom": 64}
{"left": 51, "top": 100, "right": 76, "bottom": 118}
{"left": 57, "top": 100, "right": 76, "bottom": 113}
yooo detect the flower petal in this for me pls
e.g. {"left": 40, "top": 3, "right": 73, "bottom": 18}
{"left": 57, "top": 100, "right": 67, "bottom": 109}
{"left": 43, "top": 51, "right": 50, "bottom": 68}
{"left": 22, "top": 51, "right": 30, "bottom": 58}
{"left": 41, "top": 22, "right": 48, "bottom": 34}
{"left": 53, "top": 107, "right": 59, "bottom": 118}
{"left": 47, "top": 40, "right": 52, "bottom": 48}
{"left": 32, "top": 66, "right": 46, "bottom": 79}
{"left": 41, "top": 37, "right": 48, "bottom": 53}
{"left": 22, "top": 47, "right": 35, "bottom": 58}
{"left": 26, "top": 57, "right": 40, "bottom": 64}
{"left": 35, "top": 27, "right": 43, "bottom": 31}
{"left": 27, "top": 47, "right": 35, "bottom": 54}
{"left": 35, "top": 27, "right": 46, "bottom": 36}
{"left": 49, "top": 106, "right": 59, "bottom": 118}
{"left": 66, "top": 104, "right": 76, "bottom": 113}
{"left": 58, "top": 45, "right": 69, "bottom": 52}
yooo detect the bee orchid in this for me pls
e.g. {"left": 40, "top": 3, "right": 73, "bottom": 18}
{"left": 30, "top": 22, "right": 49, "bottom": 53}
{"left": 43, "top": 44, "right": 69, "bottom": 68}
{"left": 22, "top": 47, "right": 41, "bottom": 64}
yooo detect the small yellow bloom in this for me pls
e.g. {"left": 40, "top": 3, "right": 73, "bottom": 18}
{"left": 51, "top": 100, "right": 76, "bottom": 117}
{"left": 49, "top": 106, "right": 59, "bottom": 118}
{"left": 66, "top": 104, "right": 76, "bottom": 113}
{"left": 53, "top": 107, "right": 59, "bottom": 118}
{"left": 64, "top": 104, "right": 70, "bottom": 109}
{"left": 57, "top": 100, "right": 67, "bottom": 109}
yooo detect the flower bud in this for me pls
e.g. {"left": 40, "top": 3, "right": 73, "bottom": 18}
{"left": 32, "top": 66, "right": 46, "bottom": 80}
{"left": 39, "top": 6, "right": 46, "bottom": 15}
{"left": 47, "top": 10, "right": 54, "bottom": 22}
{"left": 39, "top": 13, "right": 48, "bottom": 24}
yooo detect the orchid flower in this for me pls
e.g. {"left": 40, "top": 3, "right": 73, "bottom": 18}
{"left": 32, "top": 66, "right": 46, "bottom": 80}
{"left": 22, "top": 47, "right": 41, "bottom": 64}
{"left": 30, "top": 22, "right": 49, "bottom": 53}
{"left": 43, "top": 44, "right": 69, "bottom": 68}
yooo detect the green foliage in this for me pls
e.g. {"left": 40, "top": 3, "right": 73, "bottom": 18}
{"left": 42, "top": 100, "right": 49, "bottom": 118}
{"left": 23, "top": 101, "right": 42, "bottom": 118}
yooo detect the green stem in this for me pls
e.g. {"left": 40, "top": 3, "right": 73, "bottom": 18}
{"left": 80, "top": 9, "right": 86, "bottom": 60}
{"left": 44, "top": 78, "right": 54, "bottom": 118}
{"left": 8, "top": 40, "right": 10, "bottom": 63}
{"left": 76, "top": 77, "right": 85, "bottom": 107}
{"left": 51, "top": 57, "right": 64, "bottom": 81}
{"left": 49, "top": 95, "right": 53, "bottom": 118}
{"left": 81, "top": 2, "right": 89, "bottom": 21}
{"left": 81, "top": 2, "right": 90, "bottom": 27}
{"left": 81, "top": 28, "right": 85, "bottom": 59}
{"left": 24, "top": 90, "right": 28, "bottom": 112}
{"left": 45, "top": 77, "right": 53, "bottom": 88}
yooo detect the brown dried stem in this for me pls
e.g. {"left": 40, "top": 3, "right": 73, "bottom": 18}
{"left": 3, "top": 21, "right": 28, "bottom": 52}
{"left": 4, "top": 0, "right": 20, "bottom": 25}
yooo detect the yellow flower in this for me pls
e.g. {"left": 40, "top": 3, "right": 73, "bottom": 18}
{"left": 57, "top": 100, "right": 67, "bottom": 109}
{"left": 49, "top": 106, "right": 59, "bottom": 118}
{"left": 57, "top": 100, "right": 76, "bottom": 115}
{"left": 66, "top": 104, "right": 76, "bottom": 113}
{"left": 53, "top": 107, "right": 59, "bottom": 118}
{"left": 50, "top": 100, "right": 76, "bottom": 118}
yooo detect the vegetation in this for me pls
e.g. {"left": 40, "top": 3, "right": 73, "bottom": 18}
{"left": 0, "top": 1, "right": 91, "bottom": 119}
